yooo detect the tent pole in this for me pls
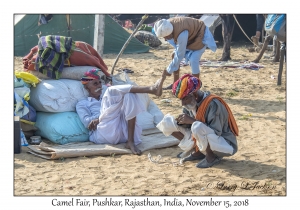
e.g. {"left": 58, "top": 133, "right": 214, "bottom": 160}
{"left": 66, "top": 15, "right": 71, "bottom": 37}
{"left": 110, "top": 15, "right": 148, "bottom": 75}
{"left": 93, "top": 14, "right": 105, "bottom": 57}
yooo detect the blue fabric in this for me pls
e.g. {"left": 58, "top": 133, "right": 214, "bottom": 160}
{"left": 274, "top": 15, "right": 285, "bottom": 33}
{"left": 14, "top": 92, "right": 29, "bottom": 118}
{"left": 35, "top": 112, "right": 89, "bottom": 145}
{"left": 21, "top": 104, "right": 37, "bottom": 122}
{"left": 151, "top": 27, "right": 156, "bottom": 35}
{"left": 167, "top": 30, "right": 188, "bottom": 73}
{"left": 185, "top": 46, "right": 206, "bottom": 74}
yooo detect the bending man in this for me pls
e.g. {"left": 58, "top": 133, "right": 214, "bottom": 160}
{"left": 157, "top": 74, "right": 238, "bottom": 168}
{"left": 153, "top": 17, "right": 217, "bottom": 90}
{"left": 76, "top": 68, "right": 166, "bottom": 155}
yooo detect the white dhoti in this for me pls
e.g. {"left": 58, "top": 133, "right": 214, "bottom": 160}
{"left": 191, "top": 121, "right": 233, "bottom": 156}
{"left": 157, "top": 115, "right": 234, "bottom": 157}
{"left": 90, "top": 85, "right": 145, "bottom": 145}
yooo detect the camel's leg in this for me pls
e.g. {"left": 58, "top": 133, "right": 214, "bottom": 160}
{"left": 252, "top": 35, "right": 272, "bottom": 63}
{"left": 277, "top": 42, "right": 286, "bottom": 86}
{"left": 273, "top": 40, "right": 280, "bottom": 62}
{"left": 219, "top": 15, "right": 235, "bottom": 61}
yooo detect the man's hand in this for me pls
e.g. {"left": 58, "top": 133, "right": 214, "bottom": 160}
{"left": 88, "top": 119, "right": 99, "bottom": 131}
{"left": 176, "top": 113, "right": 196, "bottom": 125}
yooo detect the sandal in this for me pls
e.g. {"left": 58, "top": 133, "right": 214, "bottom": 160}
{"left": 116, "top": 68, "right": 134, "bottom": 73}
{"left": 163, "top": 83, "right": 173, "bottom": 90}
{"left": 195, "top": 157, "right": 221, "bottom": 168}
{"left": 182, "top": 153, "right": 206, "bottom": 162}
{"left": 123, "top": 68, "right": 134, "bottom": 73}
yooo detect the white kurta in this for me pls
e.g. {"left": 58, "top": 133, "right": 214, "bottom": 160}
{"left": 76, "top": 84, "right": 145, "bottom": 145}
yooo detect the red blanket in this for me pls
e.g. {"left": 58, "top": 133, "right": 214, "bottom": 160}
{"left": 22, "top": 41, "right": 111, "bottom": 77}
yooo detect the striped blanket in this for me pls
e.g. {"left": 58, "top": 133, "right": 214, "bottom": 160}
{"left": 180, "top": 59, "right": 264, "bottom": 70}
{"left": 35, "top": 35, "right": 75, "bottom": 79}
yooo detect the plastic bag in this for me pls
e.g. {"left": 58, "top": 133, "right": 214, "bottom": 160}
{"left": 15, "top": 71, "right": 40, "bottom": 87}
{"left": 21, "top": 129, "right": 28, "bottom": 146}
{"left": 14, "top": 92, "right": 29, "bottom": 118}
{"left": 21, "top": 104, "right": 37, "bottom": 122}
{"left": 14, "top": 86, "right": 31, "bottom": 101}
{"left": 14, "top": 76, "right": 31, "bottom": 88}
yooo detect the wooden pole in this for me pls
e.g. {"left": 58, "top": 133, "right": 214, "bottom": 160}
{"left": 110, "top": 15, "right": 148, "bottom": 75}
{"left": 277, "top": 42, "right": 285, "bottom": 86}
{"left": 93, "top": 14, "right": 105, "bottom": 57}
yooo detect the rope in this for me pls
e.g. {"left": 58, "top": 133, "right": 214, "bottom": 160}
{"left": 232, "top": 14, "right": 260, "bottom": 47}
{"left": 148, "top": 153, "right": 184, "bottom": 167}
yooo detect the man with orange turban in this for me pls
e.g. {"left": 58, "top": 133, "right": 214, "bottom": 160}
{"left": 156, "top": 74, "right": 238, "bottom": 168}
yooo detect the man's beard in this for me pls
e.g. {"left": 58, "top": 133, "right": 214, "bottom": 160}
{"left": 94, "top": 88, "right": 102, "bottom": 93}
{"left": 183, "top": 98, "right": 197, "bottom": 111}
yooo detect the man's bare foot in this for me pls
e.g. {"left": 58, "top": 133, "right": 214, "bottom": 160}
{"left": 151, "top": 76, "right": 165, "bottom": 97}
{"left": 125, "top": 141, "right": 141, "bottom": 155}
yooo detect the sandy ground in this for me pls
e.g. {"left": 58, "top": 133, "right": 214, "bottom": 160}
{"left": 14, "top": 41, "right": 286, "bottom": 196}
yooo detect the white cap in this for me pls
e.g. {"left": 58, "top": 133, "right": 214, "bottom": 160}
{"left": 153, "top": 19, "right": 173, "bottom": 38}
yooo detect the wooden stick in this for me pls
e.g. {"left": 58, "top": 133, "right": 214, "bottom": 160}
{"left": 110, "top": 15, "right": 149, "bottom": 75}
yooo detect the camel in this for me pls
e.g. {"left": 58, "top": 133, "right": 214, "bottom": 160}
{"left": 218, "top": 14, "right": 235, "bottom": 61}
{"left": 218, "top": 14, "right": 286, "bottom": 85}
{"left": 252, "top": 14, "right": 286, "bottom": 85}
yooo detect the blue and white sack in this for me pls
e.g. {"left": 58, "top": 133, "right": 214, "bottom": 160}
{"left": 265, "top": 14, "right": 286, "bottom": 42}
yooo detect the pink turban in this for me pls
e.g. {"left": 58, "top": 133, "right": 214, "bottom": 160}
{"left": 172, "top": 74, "right": 202, "bottom": 99}
{"left": 81, "top": 68, "right": 101, "bottom": 85}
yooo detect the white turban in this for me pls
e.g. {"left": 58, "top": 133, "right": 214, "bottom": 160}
{"left": 153, "top": 19, "right": 173, "bottom": 38}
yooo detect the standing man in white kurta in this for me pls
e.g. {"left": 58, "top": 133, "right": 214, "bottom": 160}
{"left": 76, "top": 68, "right": 166, "bottom": 155}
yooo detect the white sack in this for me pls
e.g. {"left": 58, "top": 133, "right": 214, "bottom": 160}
{"left": 29, "top": 79, "right": 90, "bottom": 112}
{"left": 29, "top": 66, "right": 106, "bottom": 81}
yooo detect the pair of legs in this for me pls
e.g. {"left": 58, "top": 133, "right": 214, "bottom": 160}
{"left": 172, "top": 121, "right": 234, "bottom": 168}
{"left": 164, "top": 48, "right": 205, "bottom": 90}
{"left": 252, "top": 14, "right": 265, "bottom": 46}
{"left": 172, "top": 131, "right": 214, "bottom": 162}
{"left": 124, "top": 73, "right": 166, "bottom": 155}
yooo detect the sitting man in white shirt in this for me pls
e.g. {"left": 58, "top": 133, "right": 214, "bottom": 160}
{"left": 76, "top": 68, "right": 166, "bottom": 155}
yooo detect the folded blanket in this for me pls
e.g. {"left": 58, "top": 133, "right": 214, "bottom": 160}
{"left": 27, "top": 128, "right": 180, "bottom": 160}
{"left": 23, "top": 40, "right": 110, "bottom": 78}
{"left": 35, "top": 35, "right": 75, "bottom": 79}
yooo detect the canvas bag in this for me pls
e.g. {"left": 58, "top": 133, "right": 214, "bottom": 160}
{"left": 34, "top": 111, "right": 89, "bottom": 145}
{"left": 265, "top": 14, "right": 286, "bottom": 42}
